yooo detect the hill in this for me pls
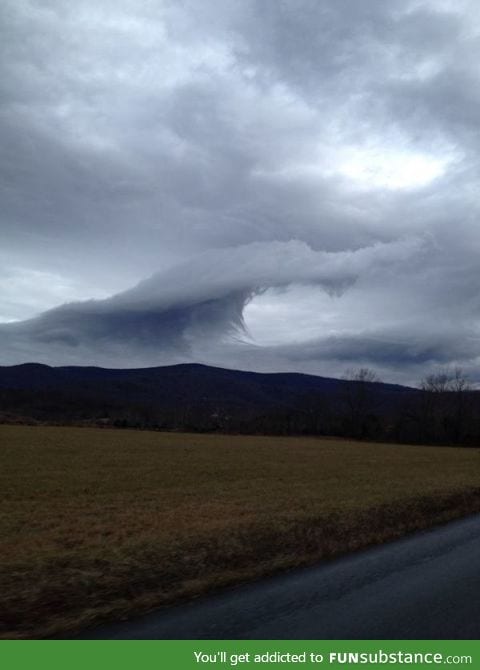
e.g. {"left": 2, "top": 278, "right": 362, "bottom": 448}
{"left": 0, "top": 362, "right": 413, "bottom": 436}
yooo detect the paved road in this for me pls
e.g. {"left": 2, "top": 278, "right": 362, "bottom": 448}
{"left": 79, "top": 514, "right": 480, "bottom": 639}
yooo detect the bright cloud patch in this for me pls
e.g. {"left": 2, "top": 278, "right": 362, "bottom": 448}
{"left": 339, "top": 148, "right": 450, "bottom": 190}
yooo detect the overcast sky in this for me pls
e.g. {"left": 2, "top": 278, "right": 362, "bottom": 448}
{"left": 1, "top": 0, "right": 480, "bottom": 384}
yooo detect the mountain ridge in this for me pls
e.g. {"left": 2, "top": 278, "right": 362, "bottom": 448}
{"left": 0, "top": 361, "right": 413, "bottom": 392}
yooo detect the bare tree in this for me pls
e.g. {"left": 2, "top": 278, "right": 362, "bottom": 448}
{"left": 421, "top": 367, "right": 470, "bottom": 394}
{"left": 421, "top": 372, "right": 450, "bottom": 394}
{"left": 419, "top": 368, "right": 471, "bottom": 444}
{"left": 341, "top": 367, "right": 382, "bottom": 439}
{"left": 445, "top": 368, "right": 471, "bottom": 444}
{"left": 345, "top": 367, "right": 380, "bottom": 384}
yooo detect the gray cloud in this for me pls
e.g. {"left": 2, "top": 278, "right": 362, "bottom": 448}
{"left": 0, "top": 237, "right": 421, "bottom": 366}
{"left": 1, "top": 0, "right": 480, "bottom": 383}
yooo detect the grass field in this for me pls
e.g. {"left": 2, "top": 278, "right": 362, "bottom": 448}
{"left": 1, "top": 425, "right": 480, "bottom": 639}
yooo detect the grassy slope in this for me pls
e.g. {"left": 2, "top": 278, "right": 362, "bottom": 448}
{"left": 1, "top": 425, "right": 479, "bottom": 638}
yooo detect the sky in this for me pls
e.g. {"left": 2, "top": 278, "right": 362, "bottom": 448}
{"left": 1, "top": 0, "right": 480, "bottom": 385}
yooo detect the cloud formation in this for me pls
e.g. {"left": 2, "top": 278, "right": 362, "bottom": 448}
{"left": 0, "top": 238, "right": 422, "bottom": 367}
{"left": 1, "top": 0, "right": 480, "bottom": 383}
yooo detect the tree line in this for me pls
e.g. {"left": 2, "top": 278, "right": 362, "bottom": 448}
{"left": 0, "top": 366, "right": 478, "bottom": 446}
{"left": 269, "top": 367, "right": 478, "bottom": 446}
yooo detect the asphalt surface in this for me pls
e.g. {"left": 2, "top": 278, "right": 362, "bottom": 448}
{"left": 79, "top": 514, "right": 480, "bottom": 639}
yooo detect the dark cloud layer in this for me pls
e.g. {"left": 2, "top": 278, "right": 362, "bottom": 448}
{"left": 1, "top": 0, "right": 480, "bottom": 384}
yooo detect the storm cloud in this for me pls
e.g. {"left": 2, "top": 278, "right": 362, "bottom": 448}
{"left": 1, "top": 0, "right": 480, "bottom": 383}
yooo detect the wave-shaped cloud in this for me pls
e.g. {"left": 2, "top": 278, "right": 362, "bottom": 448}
{"left": 0, "top": 238, "right": 422, "bottom": 367}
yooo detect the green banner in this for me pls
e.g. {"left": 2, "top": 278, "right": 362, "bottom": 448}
{"left": 1, "top": 641, "right": 477, "bottom": 670}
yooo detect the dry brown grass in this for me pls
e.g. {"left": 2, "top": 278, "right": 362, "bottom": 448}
{"left": 1, "top": 425, "right": 479, "bottom": 639}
